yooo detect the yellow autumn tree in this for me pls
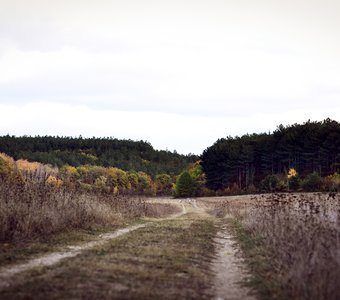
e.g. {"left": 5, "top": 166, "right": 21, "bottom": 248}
{"left": 46, "top": 175, "right": 63, "bottom": 188}
{"left": 127, "top": 171, "right": 139, "bottom": 191}
{"left": 61, "top": 165, "right": 79, "bottom": 178}
{"left": 0, "top": 153, "right": 14, "bottom": 179}
{"left": 95, "top": 175, "right": 109, "bottom": 192}
{"left": 287, "top": 168, "right": 299, "bottom": 191}
{"left": 155, "top": 174, "right": 172, "bottom": 195}
{"left": 287, "top": 168, "right": 298, "bottom": 179}
{"left": 188, "top": 160, "right": 207, "bottom": 196}
{"left": 106, "top": 167, "right": 131, "bottom": 194}
{"left": 137, "top": 172, "right": 156, "bottom": 195}
{"left": 16, "top": 159, "right": 41, "bottom": 172}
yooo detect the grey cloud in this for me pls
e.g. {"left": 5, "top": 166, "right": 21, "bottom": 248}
{"left": 1, "top": 0, "right": 340, "bottom": 120}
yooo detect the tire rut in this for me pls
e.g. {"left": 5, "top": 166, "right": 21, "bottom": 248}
{"left": 0, "top": 203, "right": 188, "bottom": 291}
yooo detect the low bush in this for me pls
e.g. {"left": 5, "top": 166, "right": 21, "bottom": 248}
{"left": 301, "top": 172, "right": 322, "bottom": 192}
{"left": 288, "top": 175, "right": 300, "bottom": 191}
{"left": 260, "top": 174, "right": 279, "bottom": 192}
{"left": 322, "top": 173, "right": 340, "bottom": 192}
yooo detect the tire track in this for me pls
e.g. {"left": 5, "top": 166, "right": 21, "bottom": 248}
{"left": 0, "top": 205, "right": 187, "bottom": 291}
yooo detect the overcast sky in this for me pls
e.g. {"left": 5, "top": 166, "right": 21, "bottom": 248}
{"left": 0, "top": 0, "right": 339, "bottom": 154}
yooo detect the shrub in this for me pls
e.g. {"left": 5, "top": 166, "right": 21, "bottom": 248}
{"left": 127, "top": 172, "right": 139, "bottom": 190}
{"left": 188, "top": 160, "right": 207, "bottom": 196}
{"left": 322, "top": 173, "right": 340, "bottom": 192}
{"left": 302, "top": 172, "right": 322, "bottom": 192}
{"left": 0, "top": 153, "right": 15, "bottom": 179}
{"left": 155, "top": 174, "right": 173, "bottom": 196}
{"left": 246, "top": 184, "right": 257, "bottom": 194}
{"left": 46, "top": 175, "right": 63, "bottom": 188}
{"left": 260, "top": 175, "right": 279, "bottom": 192}
{"left": 276, "top": 179, "right": 287, "bottom": 191}
{"left": 288, "top": 176, "right": 300, "bottom": 191}
{"left": 201, "top": 187, "right": 216, "bottom": 197}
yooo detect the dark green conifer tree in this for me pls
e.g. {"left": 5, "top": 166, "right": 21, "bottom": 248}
{"left": 175, "top": 171, "right": 195, "bottom": 198}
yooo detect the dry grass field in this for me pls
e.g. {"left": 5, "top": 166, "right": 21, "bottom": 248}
{"left": 1, "top": 184, "right": 339, "bottom": 299}
{"left": 206, "top": 193, "right": 340, "bottom": 300}
{"left": 0, "top": 179, "right": 179, "bottom": 268}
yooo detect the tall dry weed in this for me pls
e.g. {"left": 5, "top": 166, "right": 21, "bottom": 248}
{"left": 0, "top": 179, "right": 162, "bottom": 242}
{"left": 220, "top": 193, "right": 340, "bottom": 300}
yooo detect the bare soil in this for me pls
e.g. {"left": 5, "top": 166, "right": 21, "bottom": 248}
{"left": 212, "top": 224, "right": 256, "bottom": 300}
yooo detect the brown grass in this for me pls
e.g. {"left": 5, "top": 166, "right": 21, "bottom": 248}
{"left": 0, "top": 213, "right": 217, "bottom": 300}
{"left": 215, "top": 193, "right": 340, "bottom": 300}
{"left": 0, "top": 179, "right": 178, "bottom": 243}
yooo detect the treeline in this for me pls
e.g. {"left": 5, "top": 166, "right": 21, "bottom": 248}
{"left": 0, "top": 135, "right": 198, "bottom": 177}
{"left": 0, "top": 153, "right": 175, "bottom": 196}
{"left": 201, "top": 119, "right": 340, "bottom": 191}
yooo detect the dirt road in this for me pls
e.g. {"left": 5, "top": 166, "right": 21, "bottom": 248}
{"left": 0, "top": 198, "right": 255, "bottom": 300}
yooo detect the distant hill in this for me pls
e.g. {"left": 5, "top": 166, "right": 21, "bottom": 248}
{"left": 0, "top": 135, "right": 198, "bottom": 177}
{"left": 201, "top": 119, "right": 340, "bottom": 190}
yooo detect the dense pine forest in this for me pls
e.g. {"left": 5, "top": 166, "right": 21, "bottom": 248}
{"left": 0, "top": 135, "right": 197, "bottom": 177}
{"left": 201, "top": 119, "right": 340, "bottom": 191}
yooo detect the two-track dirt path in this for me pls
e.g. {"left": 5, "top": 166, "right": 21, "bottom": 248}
{"left": 0, "top": 201, "right": 187, "bottom": 291}
{"left": 0, "top": 198, "right": 256, "bottom": 299}
{"left": 0, "top": 224, "right": 147, "bottom": 291}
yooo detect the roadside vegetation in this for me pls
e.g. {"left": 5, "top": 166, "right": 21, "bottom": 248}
{"left": 213, "top": 193, "right": 340, "bottom": 300}
{"left": 1, "top": 213, "right": 218, "bottom": 300}
{"left": 0, "top": 152, "right": 180, "bottom": 267}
